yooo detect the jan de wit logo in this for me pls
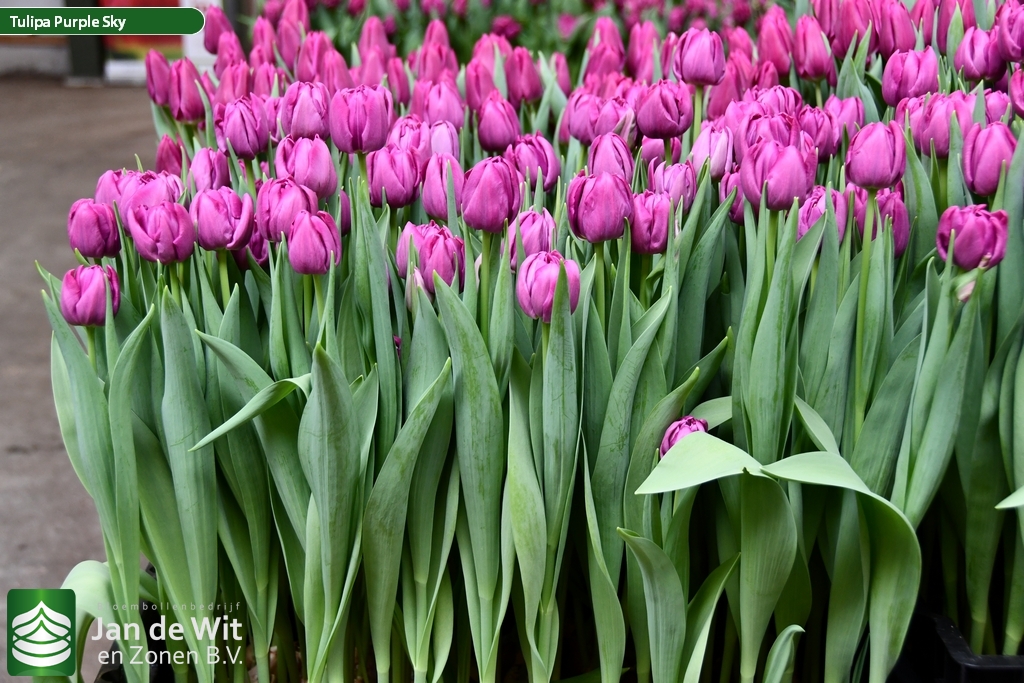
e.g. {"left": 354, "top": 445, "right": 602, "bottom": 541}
{"left": 7, "top": 589, "right": 76, "bottom": 677}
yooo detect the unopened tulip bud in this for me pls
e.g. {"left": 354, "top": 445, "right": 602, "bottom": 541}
{"left": 119, "top": 170, "right": 184, "bottom": 215}
{"left": 955, "top": 27, "right": 1005, "bottom": 82}
{"left": 367, "top": 144, "right": 419, "bottom": 208}
{"left": 588, "top": 133, "right": 634, "bottom": 181}
{"left": 720, "top": 169, "right": 744, "bottom": 223}
{"left": 276, "top": 135, "right": 338, "bottom": 199}
{"left": 155, "top": 135, "right": 185, "bottom": 177}
{"left": 798, "top": 106, "right": 838, "bottom": 160}
{"left": 462, "top": 156, "right": 522, "bottom": 233}
{"left": 127, "top": 201, "right": 195, "bottom": 263}
{"left": 61, "top": 266, "right": 120, "bottom": 327}
{"left": 295, "top": 31, "right": 333, "bottom": 83}
{"left": 691, "top": 123, "right": 733, "bottom": 179}
{"left": 287, "top": 210, "right": 340, "bottom": 274}
{"left": 67, "top": 199, "right": 120, "bottom": 258}
{"left": 674, "top": 27, "right": 726, "bottom": 85}
{"left": 659, "top": 416, "right": 708, "bottom": 456}
{"left": 477, "top": 91, "right": 521, "bottom": 152}
{"left": 963, "top": 122, "right": 1016, "bottom": 196}
{"left": 631, "top": 191, "right": 671, "bottom": 254}
{"left": 798, "top": 185, "right": 848, "bottom": 241}
{"left": 203, "top": 6, "right": 233, "bottom": 54}
{"left": 516, "top": 250, "right": 581, "bottom": 323}
{"left": 214, "top": 32, "right": 245, "bottom": 78}
{"left": 758, "top": 7, "right": 793, "bottom": 74}
{"left": 256, "top": 178, "right": 318, "bottom": 241}
{"left": 938, "top": 0, "right": 976, "bottom": 53}
{"left": 740, "top": 139, "right": 815, "bottom": 210}
{"left": 169, "top": 58, "right": 205, "bottom": 122}
{"left": 876, "top": 0, "right": 917, "bottom": 58}
{"left": 411, "top": 79, "right": 465, "bottom": 129}
{"left": 823, "top": 94, "right": 864, "bottom": 135}
{"left": 794, "top": 16, "right": 834, "bottom": 82}
{"left": 846, "top": 121, "right": 906, "bottom": 189}
{"left": 422, "top": 153, "right": 464, "bottom": 219}
{"left": 874, "top": 188, "right": 911, "bottom": 257}
{"left": 937, "top": 204, "right": 1008, "bottom": 269}
{"left": 509, "top": 209, "right": 555, "bottom": 267}
{"left": 189, "top": 148, "right": 230, "bottom": 194}
{"left": 567, "top": 171, "right": 633, "bottom": 243}
{"left": 330, "top": 85, "right": 393, "bottom": 154}
{"left": 192, "top": 187, "right": 254, "bottom": 251}
{"left": 386, "top": 57, "right": 410, "bottom": 106}
{"left": 465, "top": 58, "right": 497, "bottom": 112}
{"left": 396, "top": 220, "right": 465, "bottom": 293}
{"left": 145, "top": 50, "right": 171, "bottom": 106}
{"left": 636, "top": 80, "right": 693, "bottom": 139}
{"left": 882, "top": 49, "right": 939, "bottom": 106}
{"left": 215, "top": 95, "right": 269, "bottom": 160}
{"left": 505, "top": 47, "right": 543, "bottom": 109}
{"left": 505, "top": 134, "right": 560, "bottom": 192}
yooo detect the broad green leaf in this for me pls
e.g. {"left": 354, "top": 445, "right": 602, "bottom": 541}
{"left": 762, "top": 625, "right": 804, "bottom": 683}
{"left": 681, "top": 554, "right": 739, "bottom": 683}
{"left": 998, "top": 485, "right": 1024, "bottom": 509}
{"left": 794, "top": 397, "right": 840, "bottom": 456}
{"left": 638, "top": 432, "right": 762, "bottom": 495}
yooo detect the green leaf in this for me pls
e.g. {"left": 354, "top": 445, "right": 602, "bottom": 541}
{"left": 638, "top": 432, "right": 762, "bottom": 495}
{"left": 998, "top": 485, "right": 1024, "bottom": 508}
{"left": 762, "top": 625, "right": 804, "bottom": 683}
{"left": 794, "top": 397, "right": 840, "bottom": 456}
{"left": 681, "top": 554, "right": 739, "bottom": 683}
{"left": 193, "top": 374, "right": 311, "bottom": 450}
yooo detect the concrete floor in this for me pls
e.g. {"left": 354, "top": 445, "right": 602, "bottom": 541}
{"left": 0, "top": 78, "right": 155, "bottom": 681}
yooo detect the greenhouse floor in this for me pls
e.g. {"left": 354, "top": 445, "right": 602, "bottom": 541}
{"left": 0, "top": 77, "right": 154, "bottom": 682}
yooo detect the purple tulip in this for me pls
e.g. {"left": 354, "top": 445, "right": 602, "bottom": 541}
{"left": 720, "top": 169, "right": 744, "bottom": 223}
{"left": 565, "top": 91, "right": 602, "bottom": 144}
{"left": 275, "top": 135, "right": 338, "bottom": 199}
{"left": 295, "top": 31, "right": 333, "bottom": 83}
{"left": 955, "top": 27, "right": 1005, "bottom": 82}
{"left": 388, "top": 115, "right": 432, "bottom": 172}
{"left": 396, "top": 220, "right": 465, "bottom": 293}
{"left": 330, "top": 85, "right": 393, "bottom": 155}
{"left": 411, "top": 79, "right": 465, "bottom": 129}
{"left": 465, "top": 58, "right": 497, "bottom": 112}
{"left": 593, "top": 96, "right": 636, "bottom": 144}
{"left": 963, "top": 122, "right": 1016, "bottom": 196}
{"left": 421, "top": 153, "right": 464, "bottom": 219}
{"left": 215, "top": 95, "right": 269, "bottom": 160}
{"left": 67, "top": 199, "right": 120, "bottom": 258}
{"left": 477, "top": 91, "right": 521, "bottom": 152}
{"left": 506, "top": 47, "right": 543, "bottom": 109}
{"left": 462, "top": 156, "right": 522, "bottom": 233}
{"left": 1011, "top": 70, "right": 1024, "bottom": 118}
{"left": 873, "top": 188, "right": 911, "bottom": 257}
{"left": 833, "top": 0, "right": 875, "bottom": 59}
{"left": 798, "top": 106, "right": 838, "bottom": 160}
{"left": 846, "top": 121, "right": 906, "bottom": 190}
{"left": 588, "top": 133, "right": 634, "bottom": 181}
{"left": 509, "top": 209, "right": 555, "bottom": 268}
{"left": 256, "top": 178, "right": 319, "bottom": 241}
{"left": 189, "top": 148, "right": 230, "bottom": 194}
{"left": 912, "top": 93, "right": 973, "bottom": 156}
{"left": 411, "top": 42, "right": 459, "bottom": 82}
{"left": 214, "top": 62, "right": 251, "bottom": 107}
{"left": 876, "top": 0, "right": 917, "bottom": 58}
{"left": 251, "top": 16, "right": 275, "bottom": 61}
{"left": 986, "top": 89, "right": 1010, "bottom": 123}
{"left": 757, "top": 7, "right": 793, "bottom": 75}
{"left": 505, "top": 134, "right": 560, "bottom": 192}
{"left": 824, "top": 94, "right": 864, "bottom": 137}
{"left": 95, "top": 169, "right": 129, "bottom": 207}
{"left": 367, "top": 144, "right": 419, "bottom": 208}
{"left": 214, "top": 32, "right": 245, "bottom": 79}
{"left": 794, "top": 16, "right": 835, "bottom": 83}
{"left": 674, "top": 27, "right": 725, "bottom": 85}
{"left": 61, "top": 266, "right": 120, "bottom": 327}
{"left": 516, "top": 250, "right": 581, "bottom": 323}
{"left": 192, "top": 187, "right": 254, "bottom": 251}
{"left": 169, "top": 58, "right": 205, "bottom": 122}
{"left": 203, "top": 6, "right": 233, "bottom": 54}
{"left": 691, "top": 123, "right": 733, "bottom": 179}
{"left": 998, "top": 3, "right": 1024, "bottom": 60}
{"left": 740, "top": 139, "right": 815, "bottom": 210}
{"left": 938, "top": 0, "right": 976, "bottom": 53}
{"left": 287, "top": 210, "right": 340, "bottom": 275}
{"left": 736, "top": 111, "right": 801, "bottom": 161}
{"left": 798, "top": 185, "right": 848, "bottom": 242}
{"left": 359, "top": 16, "right": 396, "bottom": 62}
{"left": 552, "top": 53, "right": 572, "bottom": 95}
{"left": 118, "top": 171, "right": 184, "bottom": 215}
{"left": 145, "top": 50, "right": 171, "bottom": 106}
{"left": 659, "top": 416, "right": 708, "bottom": 456}
{"left": 650, "top": 161, "right": 698, "bottom": 210}
{"left": 155, "top": 135, "right": 185, "bottom": 177}
{"left": 567, "top": 171, "right": 633, "bottom": 243}
{"left": 627, "top": 21, "right": 659, "bottom": 81}
{"left": 882, "top": 50, "right": 940, "bottom": 106}
{"left": 584, "top": 41, "right": 627, "bottom": 83}
{"left": 631, "top": 191, "right": 671, "bottom": 255}
{"left": 937, "top": 204, "right": 1009, "bottom": 269}
{"left": 635, "top": 80, "right": 693, "bottom": 139}
{"left": 279, "top": 81, "right": 331, "bottom": 140}
{"left": 126, "top": 201, "right": 195, "bottom": 263}
{"left": 640, "top": 136, "right": 682, "bottom": 167}
{"left": 386, "top": 57, "right": 411, "bottom": 106}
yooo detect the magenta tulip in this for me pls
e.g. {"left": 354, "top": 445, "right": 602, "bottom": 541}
{"left": 882, "top": 50, "right": 940, "bottom": 106}
{"left": 636, "top": 80, "right": 693, "bottom": 139}
{"left": 509, "top": 209, "right": 555, "bottom": 267}
{"left": 631, "top": 191, "right": 671, "bottom": 254}
{"left": 61, "top": 266, "right": 120, "bottom": 327}
{"left": 588, "top": 133, "right": 634, "bottom": 181}
{"left": 192, "top": 187, "right": 254, "bottom": 251}
{"left": 798, "top": 106, "right": 838, "bottom": 160}
{"left": 145, "top": 50, "right": 171, "bottom": 106}
{"left": 396, "top": 221, "right": 466, "bottom": 293}
{"left": 567, "top": 171, "right": 633, "bottom": 243}
{"left": 126, "top": 201, "right": 196, "bottom": 263}
{"left": 846, "top": 121, "right": 906, "bottom": 190}
{"left": 674, "top": 27, "right": 726, "bottom": 85}
{"left": 627, "top": 21, "right": 659, "bottom": 81}
{"left": 477, "top": 91, "right": 521, "bottom": 152}
{"left": 505, "top": 47, "right": 543, "bottom": 109}
{"left": 740, "top": 139, "right": 815, "bottom": 210}
{"left": 650, "top": 161, "right": 698, "bottom": 210}
{"left": 168, "top": 58, "right": 205, "bottom": 122}
{"left": 288, "top": 210, "right": 340, "bottom": 275}
{"left": 330, "top": 85, "right": 393, "bottom": 154}
{"left": 155, "top": 135, "right": 185, "bottom": 177}
{"left": 659, "top": 416, "right": 708, "bottom": 456}
{"left": 758, "top": 7, "right": 793, "bottom": 74}
{"left": 963, "top": 122, "right": 1016, "bottom": 196}
{"left": 421, "top": 153, "right": 464, "bottom": 220}
{"left": 215, "top": 95, "right": 269, "bottom": 160}
{"left": 367, "top": 144, "right": 419, "bottom": 208}
{"left": 67, "top": 199, "right": 120, "bottom": 258}
{"left": 798, "top": 185, "right": 848, "bottom": 241}
{"left": 189, "top": 148, "right": 230, "bottom": 194}
{"left": 691, "top": 123, "right": 733, "bottom": 179}
{"left": 462, "top": 156, "right": 522, "bottom": 233}
{"left": 794, "top": 16, "right": 835, "bottom": 82}
{"left": 876, "top": 0, "right": 917, "bottom": 58}
{"left": 256, "top": 178, "right": 318, "bottom": 241}
{"left": 275, "top": 135, "right": 338, "bottom": 199}
{"left": 118, "top": 171, "right": 184, "bottom": 215}
{"left": 505, "top": 134, "right": 560, "bottom": 192}
{"left": 516, "top": 250, "right": 581, "bottom": 323}
{"left": 937, "top": 204, "right": 1008, "bottom": 269}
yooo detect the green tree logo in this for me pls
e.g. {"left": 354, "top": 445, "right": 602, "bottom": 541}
{"left": 7, "top": 589, "right": 76, "bottom": 677}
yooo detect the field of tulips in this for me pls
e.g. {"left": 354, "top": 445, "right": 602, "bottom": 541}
{"left": 39, "top": 0, "right": 1024, "bottom": 681}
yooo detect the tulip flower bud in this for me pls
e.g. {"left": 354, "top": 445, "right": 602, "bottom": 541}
{"left": 367, "top": 144, "right": 419, "bottom": 208}
{"left": 588, "top": 133, "right": 635, "bottom": 181}
{"left": 215, "top": 95, "right": 269, "bottom": 160}
{"left": 963, "top": 122, "right": 1016, "bottom": 196}
{"left": 273, "top": 82, "right": 326, "bottom": 141}
{"left": 938, "top": 0, "right": 976, "bottom": 53}
{"left": 937, "top": 204, "right": 1008, "bottom": 269}
{"left": 720, "top": 169, "right": 744, "bottom": 223}
{"left": 155, "top": 135, "right": 185, "bottom": 177}
{"left": 355, "top": 48, "right": 385, "bottom": 88}
{"left": 640, "top": 137, "right": 682, "bottom": 167}
{"left": 833, "top": 0, "right": 875, "bottom": 59}
{"left": 674, "top": 27, "right": 726, "bottom": 85}
{"left": 168, "top": 58, "right": 205, "bottom": 122}
{"left": 359, "top": 16, "right": 396, "bottom": 62}
{"left": 567, "top": 171, "right": 633, "bottom": 243}
{"left": 650, "top": 160, "right": 698, "bottom": 211}
{"left": 740, "top": 139, "right": 815, "bottom": 210}
{"left": 234, "top": 227, "right": 270, "bottom": 269}
{"left": 509, "top": 209, "right": 555, "bottom": 267}
{"left": 214, "top": 62, "right": 251, "bottom": 107}
{"left": 798, "top": 106, "right": 838, "bottom": 160}
{"left": 411, "top": 79, "right": 465, "bottom": 129}
{"left": 552, "top": 53, "right": 572, "bottom": 96}
{"left": 876, "top": 0, "right": 917, "bottom": 58}
{"left": 256, "top": 178, "right": 318, "bottom": 241}
{"left": 465, "top": 58, "right": 497, "bottom": 112}
{"left": 593, "top": 96, "right": 637, "bottom": 144}
{"left": 794, "top": 16, "right": 835, "bottom": 82}
{"left": 462, "top": 157, "right": 522, "bottom": 233}
{"left": 127, "top": 201, "right": 196, "bottom": 263}
{"left": 146, "top": 50, "right": 171, "bottom": 106}
{"left": 277, "top": 18, "right": 303, "bottom": 70}
{"left": 635, "top": 80, "right": 693, "bottom": 139}
{"left": 659, "top": 416, "right": 708, "bottom": 456}
{"left": 846, "top": 121, "right": 906, "bottom": 190}
{"left": 955, "top": 27, "right": 1005, "bottom": 82}
{"left": 251, "top": 16, "right": 275, "bottom": 59}
{"left": 627, "top": 21, "right": 659, "bottom": 81}
{"left": 505, "top": 134, "right": 560, "bottom": 192}
{"left": 631, "top": 191, "right": 671, "bottom": 255}
{"left": 411, "top": 42, "right": 459, "bottom": 83}
{"left": 912, "top": 93, "right": 970, "bottom": 156}
{"left": 758, "top": 61, "right": 782, "bottom": 88}
{"left": 61, "top": 266, "right": 120, "bottom": 327}
{"left": 873, "top": 188, "right": 911, "bottom": 257}
{"left": 386, "top": 57, "right": 411, "bottom": 106}
{"left": 276, "top": 135, "right": 338, "bottom": 199}
{"left": 565, "top": 91, "right": 601, "bottom": 145}
{"left": 986, "top": 89, "right": 1010, "bottom": 122}
{"left": 798, "top": 185, "right": 848, "bottom": 241}
{"left": 189, "top": 148, "right": 230, "bottom": 194}
{"left": 68, "top": 199, "right": 120, "bottom": 258}
{"left": 192, "top": 187, "right": 255, "bottom": 251}
{"left": 396, "top": 221, "right": 466, "bottom": 293}
{"left": 758, "top": 7, "right": 793, "bottom": 74}
{"left": 691, "top": 124, "right": 733, "bottom": 179}
{"left": 119, "top": 170, "right": 184, "bottom": 215}
{"left": 214, "top": 32, "right": 245, "bottom": 79}
{"left": 824, "top": 94, "right": 864, "bottom": 137}
{"left": 477, "top": 91, "right": 521, "bottom": 152}
{"left": 736, "top": 110, "right": 801, "bottom": 161}
{"left": 998, "top": 4, "right": 1024, "bottom": 60}
{"left": 422, "top": 153, "right": 464, "bottom": 219}
{"left": 1011, "top": 70, "right": 1024, "bottom": 118}
{"left": 296, "top": 31, "right": 333, "bottom": 83}
{"left": 584, "top": 41, "right": 627, "bottom": 83}
{"left": 505, "top": 47, "right": 543, "bottom": 109}
{"left": 516, "top": 251, "right": 581, "bottom": 323}
{"left": 330, "top": 85, "right": 393, "bottom": 154}
{"left": 882, "top": 49, "right": 939, "bottom": 106}
{"left": 203, "top": 6, "right": 233, "bottom": 54}
{"left": 388, "top": 115, "right": 432, "bottom": 172}
{"left": 287, "top": 210, "right": 340, "bottom": 275}
{"left": 95, "top": 169, "right": 129, "bottom": 207}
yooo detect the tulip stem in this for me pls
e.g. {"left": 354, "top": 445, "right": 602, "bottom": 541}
{"left": 246, "top": 158, "right": 259, "bottom": 200}
{"left": 853, "top": 189, "right": 877, "bottom": 445}
{"left": 480, "top": 231, "right": 494, "bottom": 343}
{"left": 218, "top": 250, "right": 231, "bottom": 309}
{"left": 303, "top": 274, "right": 313, "bottom": 334}
{"left": 168, "top": 263, "right": 182, "bottom": 306}
{"left": 542, "top": 322, "right": 550, "bottom": 360}
{"left": 314, "top": 275, "right": 326, "bottom": 325}
{"left": 639, "top": 255, "right": 652, "bottom": 308}
{"left": 85, "top": 326, "right": 97, "bottom": 373}
{"left": 692, "top": 86, "right": 704, "bottom": 147}
{"left": 595, "top": 241, "right": 607, "bottom": 332}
